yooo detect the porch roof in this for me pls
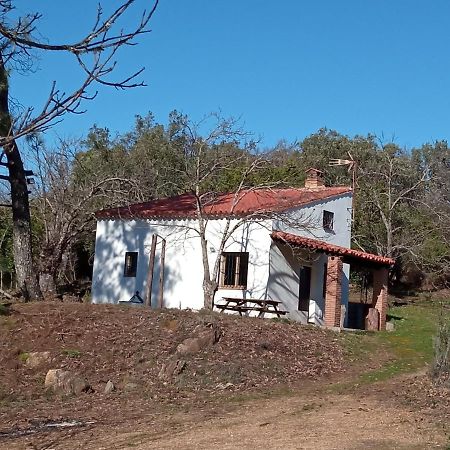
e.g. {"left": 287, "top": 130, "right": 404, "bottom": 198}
{"left": 271, "top": 231, "right": 395, "bottom": 267}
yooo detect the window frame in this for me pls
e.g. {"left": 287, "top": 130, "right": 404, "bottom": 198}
{"left": 123, "top": 251, "right": 138, "bottom": 278}
{"left": 323, "top": 210, "right": 334, "bottom": 231}
{"left": 219, "top": 252, "right": 249, "bottom": 289}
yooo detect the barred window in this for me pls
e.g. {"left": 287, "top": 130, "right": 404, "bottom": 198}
{"left": 219, "top": 252, "right": 249, "bottom": 288}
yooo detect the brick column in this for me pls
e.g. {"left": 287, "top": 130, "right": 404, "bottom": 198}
{"left": 324, "top": 256, "right": 343, "bottom": 328}
{"left": 372, "top": 267, "right": 389, "bottom": 330}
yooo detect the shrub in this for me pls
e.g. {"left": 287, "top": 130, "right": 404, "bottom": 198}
{"left": 430, "top": 311, "right": 450, "bottom": 384}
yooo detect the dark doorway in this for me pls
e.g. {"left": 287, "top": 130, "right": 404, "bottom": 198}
{"left": 298, "top": 266, "right": 312, "bottom": 311}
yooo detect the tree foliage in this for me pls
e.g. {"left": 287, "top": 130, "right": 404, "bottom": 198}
{"left": 0, "top": 114, "right": 447, "bottom": 293}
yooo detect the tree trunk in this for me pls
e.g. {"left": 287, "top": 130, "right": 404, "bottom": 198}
{"left": 0, "top": 55, "right": 42, "bottom": 301}
{"left": 202, "top": 279, "right": 216, "bottom": 310}
{"left": 38, "top": 243, "right": 64, "bottom": 295}
{"left": 39, "top": 272, "right": 57, "bottom": 295}
{"left": 199, "top": 233, "right": 216, "bottom": 309}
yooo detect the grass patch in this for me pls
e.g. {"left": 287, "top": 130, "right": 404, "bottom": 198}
{"left": 0, "top": 316, "right": 16, "bottom": 330}
{"left": 340, "top": 301, "right": 449, "bottom": 386}
{"left": 18, "top": 352, "right": 29, "bottom": 362}
{"left": 61, "top": 349, "right": 82, "bottom": 358}
{"left": 367, "top": 304, "right": 440, "bottom": 377}
{"left": 341, "top": 331, "right": 378, "bottom": 363}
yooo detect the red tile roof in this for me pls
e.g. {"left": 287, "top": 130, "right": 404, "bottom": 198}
{"left": 271, "top": 230, "right": 395, "bottom": 266}
{"left": 96, "top": 187, "right": 351, "bottom": 220}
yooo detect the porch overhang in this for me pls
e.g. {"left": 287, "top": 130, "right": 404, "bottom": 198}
{"left": 271, "top": 231, "right": 395, "bottom": 267}
{"left": 271, "top": 230, "right": 394, "bottom": 331}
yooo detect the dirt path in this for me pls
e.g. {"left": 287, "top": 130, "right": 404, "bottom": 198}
{"left": 6, "top": 384, "right": 445, "bottom": 450}
{"left": 95, "top": 392, "right": 445, "bottom": 450}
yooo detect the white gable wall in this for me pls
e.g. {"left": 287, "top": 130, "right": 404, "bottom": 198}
{"left": 267, "top": 192, "right": 352, "bottom": 324}
{"left": 272, "top": 193, "right": 352, "bottom": 246}
{"left": 91, "top": 217, "right": 272, "bottom": 307}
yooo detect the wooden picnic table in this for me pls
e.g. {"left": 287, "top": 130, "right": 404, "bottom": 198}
{"left": 215, "top": 297, "right": 287, "bottom": 318}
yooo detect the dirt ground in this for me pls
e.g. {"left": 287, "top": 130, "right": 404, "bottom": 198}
{"left": 122, "top": 393, "right": 444, "bottom": 450}
{"left": 2, "top": 375, "right": 447, "bottom": 450}
{"left": 1, "top": 302, "right": 449, "bottom": 449}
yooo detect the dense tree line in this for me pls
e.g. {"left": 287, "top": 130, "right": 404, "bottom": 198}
{"left": 0, "top": 111, "right": 448, "bottom": 295}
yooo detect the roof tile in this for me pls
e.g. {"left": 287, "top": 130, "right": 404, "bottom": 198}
{"left": 271, "top": 230, "right": 395, "bottom": 266}
{"left": 95, "top": 187, "right": 351, "bottom": 220}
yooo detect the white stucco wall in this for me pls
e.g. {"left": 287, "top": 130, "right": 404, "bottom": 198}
{"left": 91, "top": 217, "right": 272, "bottom": 308}
{"left": 91, "top": 192, "right": 352, "bottom": 324}
{"left": 267, "top": 193, "right": 352, "bottom": 324}
{"left": 273, "top": 193, "right": 352, "bottom": 247}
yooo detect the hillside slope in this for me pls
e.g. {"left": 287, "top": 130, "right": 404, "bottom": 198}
{"left": 0, "top": 302, "right": 345, "bottom": 429}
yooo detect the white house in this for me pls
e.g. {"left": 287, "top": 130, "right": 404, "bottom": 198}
{"left": 92, "top": 169, "right": 393, "bottom": 330}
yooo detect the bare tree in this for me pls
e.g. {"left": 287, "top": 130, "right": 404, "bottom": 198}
{"left": 356, "top": 145, "right": 428, "bottom": 259}
{"left": 169, "top": 113, "right": 318, "bottom": 309}
{"left": 31, "top": 137, "right": 141, "bottom": 294}
{"left": 0, "top": 1, "right": 158, "bottom": 299}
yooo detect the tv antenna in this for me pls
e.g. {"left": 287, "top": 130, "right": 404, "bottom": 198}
{"left": 329, "top": 152, "right": 357, "bottom": 223}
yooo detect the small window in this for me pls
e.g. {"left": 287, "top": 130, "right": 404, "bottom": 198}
{"left": 219, "top": 252, "right": 249, "bottom": 288}
{"left": 124, "top": 252, "right": 138, "bottom": 277}
{"left": 323, "top": 210, "right": 334, "bottom": 231}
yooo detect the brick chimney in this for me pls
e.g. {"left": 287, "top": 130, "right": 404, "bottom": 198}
{"left": 304, "top": 168, "right": 325, "bottom": 189}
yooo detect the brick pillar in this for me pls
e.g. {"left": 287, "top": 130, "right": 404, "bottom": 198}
{"left": 372, "top": 267, "right": 389, "bottom": 330}
{"left": 324, "top": 256, "right": 343, "bottom": 328}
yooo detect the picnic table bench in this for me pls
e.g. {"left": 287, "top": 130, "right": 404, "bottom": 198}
{"left": 215, "top": 297, "right": 287, "bottom": 318}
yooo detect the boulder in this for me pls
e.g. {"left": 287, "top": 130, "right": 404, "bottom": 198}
{"left": 386, "top": 321, "right": 395, "bottom": 332}
{"left": 176, "top": 323, "right": 220, "bottom": 356}
{"left": 104, "top": 380, "right": 115, "bottom": 394}
{"left": 176, "top": 337, "right": 202, "bottom": 355}
{"left": 45, "top": 369, "right": 91, "bottom": 395}
{"left": 25, "top": 351, "right": 51, "bottom": 369}
{"left": 158, "top": 323, "right": 220, "bottom": 381}
{"left": 158, "top": 358, "right": 186, "bottom": 380}
{"left": 365, "top": 308, "right": 380, "bottom": 331}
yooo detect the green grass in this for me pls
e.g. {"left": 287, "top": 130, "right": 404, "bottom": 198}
{"left": 342, "top": 299, "right": 450, "bottom": 385}
{"left": 18, "top": 351, "right": 29, "bottom": 362}
{"left": 61, "top": 349, "right": 82, "bottom": 358}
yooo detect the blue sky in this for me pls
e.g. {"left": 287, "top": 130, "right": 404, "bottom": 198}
{"left": 9, "top": 0, "right": 450, "bottom": 149}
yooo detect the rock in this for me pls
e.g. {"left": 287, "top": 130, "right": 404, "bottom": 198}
{"left": 104, "top": 380, "right": 115, "bottom": 394}
{"left": 386, "top": 321, "right": 395, "bottom": 332}
{"left": 216, "top": 382, "right": 234, "bottom": 390}
{"left": 176, "top": 337, "right": 202, "bottom": 355}
{"left": 365, "top": 308, "right": 379, "bottom": 331}
{"left": 158, "top": 358, "right": 186, "bottom": 380}
{"left": 176, "top": 323, "right": 221, "bottom": 356}
{"left": 25, "top": 351, "right": 51, "bottom": 368}
{"left": 45, "top": 369, "right": 91, "bottom": 395}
